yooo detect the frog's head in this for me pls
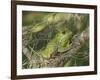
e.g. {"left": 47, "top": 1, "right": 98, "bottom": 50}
{"left": 57, "top": 28, "right": 72, "bottom": 53}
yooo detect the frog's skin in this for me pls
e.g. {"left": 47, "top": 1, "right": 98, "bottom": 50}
{"left": 35, "top": 29, "right": 72, "bottom": 59}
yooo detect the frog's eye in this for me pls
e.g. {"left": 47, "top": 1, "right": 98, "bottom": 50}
{"left": 62, "top": 31, "right": 66, "bottom": 34}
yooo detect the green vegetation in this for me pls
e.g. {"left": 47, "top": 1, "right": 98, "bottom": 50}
{"left": 22, "top": 11, "right": 89, "bottom": 68}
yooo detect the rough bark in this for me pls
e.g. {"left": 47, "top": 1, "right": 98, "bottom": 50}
{"left": 23, "top": 27, "right": 89, "bottom": 68}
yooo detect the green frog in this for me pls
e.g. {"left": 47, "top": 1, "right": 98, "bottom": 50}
{"left": 39, "top": 28, "right": 72, "bottom": 58}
